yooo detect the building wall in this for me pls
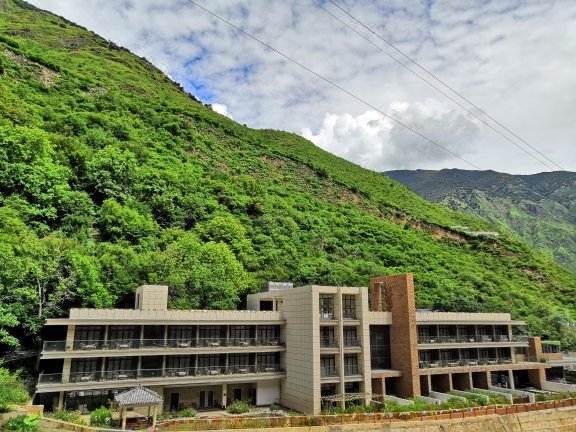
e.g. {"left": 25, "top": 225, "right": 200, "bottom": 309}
{"left": 279, "top": 285, "right": 320, "bottom": 414}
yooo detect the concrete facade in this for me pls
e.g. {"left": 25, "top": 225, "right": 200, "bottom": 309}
{"left": 35, "top": 274, "right": 551, "bottom": 415}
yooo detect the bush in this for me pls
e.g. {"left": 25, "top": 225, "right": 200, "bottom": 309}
{"left": 52, "top": 409, "right": 86, "bottom": 425}
{"left": 3, "top": 414, "right": 40, "bottom": 432}
{"left": 0, "top": 368, "right": 30, "bottom": 411}
{"left": 90, "top": 406, "right": 111, "bottom": 427}
{"left": 178, "top": 407, "right": 197, "bottom": 418}
{"left": 226, "top": 400, "right": 250, "bottom": 414}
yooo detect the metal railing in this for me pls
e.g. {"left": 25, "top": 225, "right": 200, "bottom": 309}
{"left": 320, "top": 367, "right": 338, "bottom": 377}
{"left": 344, "top": 365, "right": 359, "bottom": 375}
{"left": 418, "top": 357, "right": 543, "bottom": 369}
{"left": 320, "top": 338, "right": 338, "bottom": 348}
{"left": 37, "top": 364, "right": 283, "bottom": 385}
{"left": 43, "top": 337, "right": 283, "bottom": 352}
{"left": 343, "top": 338, "right": 361, "bottom": 348}
{"left": 417, "top": 335, "right": 528, "bottom": 344}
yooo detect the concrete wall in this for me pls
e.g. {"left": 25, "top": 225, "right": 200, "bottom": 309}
{"left": 257, "top": 379, "right": 280, "bottom": 406}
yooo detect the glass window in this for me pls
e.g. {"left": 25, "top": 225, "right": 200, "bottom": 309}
{"left": 230, "top": 325, "right": 252, "bottom": 340}
{"left": 320, "top": 355, "right": 336, "bottom": 376}
{"left": 344, "top": 354, "right": 358, "bottom": 375}
{"left": 320, "top": 327, "right": 336, "bottom": 348}
{"left": 166, "top": 355, "right": 194, "bottom": 370}
{"left": 342, "top": 295, "right": 356, "bottom": 319}
{"left": 257, "top": 353, "right": 279, "bottom": 369}
{"left": 343, "top": 327, "right": 358, "bottom": 347}
{"left": 319, "top": 295, "right": 335, "bottom": 319}
{"left": 199, "top": 326, "right": 224, "bottom": 340}
{"left": 369, "top": 325, "right": 391, "bottom": 369}
{"left": 74, "top": 326, "right": 104, "bottom": 349}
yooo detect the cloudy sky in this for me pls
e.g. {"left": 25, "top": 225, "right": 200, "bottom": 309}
{"left": 29, "top": 0, "right": 576, "bottom": 174}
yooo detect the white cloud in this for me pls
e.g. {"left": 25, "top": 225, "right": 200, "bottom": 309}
{"left": 302, "top": 99, "right": 482, "bottom": 171}
{"left": 27, "top": 0, "right": 576, "bottom": 173}
{"left": 210, "top": 103, "right": 231, "bottom": 118}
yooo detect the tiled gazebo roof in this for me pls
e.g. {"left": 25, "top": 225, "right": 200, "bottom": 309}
{"left": 114, "top": 386, "right": 163, "bottom": 407}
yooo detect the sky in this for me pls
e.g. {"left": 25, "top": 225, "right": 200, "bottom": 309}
{"left": 28, "top": 0, "right": 576, "bottom": 174}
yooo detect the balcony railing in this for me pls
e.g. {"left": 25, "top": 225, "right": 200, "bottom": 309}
{"left": 43, "top": 337, "right": 283, "bottom": 352}
{"left": 37, "top": 364, "right": 283, "bottom": 385}
{"left": 320, "top": 367, "right": 338, "bottom": 377}
{"left": 320, "top": 338, "right": 338, "bottom": 348}
{"left": 418, "top": 356, "right": 541, "bottom": 369}
{"left": 344, "top": 365, "right": 359, "bottom": 375}
{"left": 417, "top": 335, "right": 528, "bottom": 344}
{"left": 343, "top": 338, "right": 361, "bottom": 348}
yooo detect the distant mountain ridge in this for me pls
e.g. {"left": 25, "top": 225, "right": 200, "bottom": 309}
{"left": 385, "top": 169, "right": 576, "bottom": 273}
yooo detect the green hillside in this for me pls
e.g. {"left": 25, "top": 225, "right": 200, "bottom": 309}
{"left": 385, "top": 169, "right": 576, "bottom": 273}
{"left": 0, "top": 0, "right": 575, "bottom": 352}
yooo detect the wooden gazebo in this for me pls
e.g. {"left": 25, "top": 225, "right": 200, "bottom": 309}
{"left": 114, "top": 386, "right": 163, "bottom": 430}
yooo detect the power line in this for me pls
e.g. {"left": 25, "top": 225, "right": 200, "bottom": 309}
{"left": 187, "top": 0, "right": 482, "bottom": 170}
{"left": 325, "top": 0, "right": 566, "bottom": 172}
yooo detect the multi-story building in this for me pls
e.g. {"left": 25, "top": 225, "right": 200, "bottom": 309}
{"left": 35, "top": 274, "right": 551, "bottom": 415}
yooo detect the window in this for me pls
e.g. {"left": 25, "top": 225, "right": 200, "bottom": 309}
{"left": 369, "top": 325, "right": 391, "bottom": 369}
{"left": 168, "top": 326, "right": 195, "bottom": 342}
{"left": 343, "top": 327, "right": 358, "bottom": 347}
{"left": 342, "top": 295, "right": 356, "bottom": 319}
{"left": 166, "top": 355, "right": 194, "bottom": 370}
{"left": 320, "top": 327, "right": 336, "bottom": 348}
{"left": 74, "top": 326, "right": 104, "bottom": 349}
{"left": 344, "top": 355, "right": 358, "bottom": 375}
{"left": 108, "top": 326, "right": 138, "bottom": 343}
{"left": 257, "top": 326, "right": 279, "bottom": 344}
{"left": 230, "top": 325, "right": 252, "bottom": 340}
{"left": 320, "top": 355, "right": 337, "bottom": 377}
{"left": 319, "top": 295, "right": 335, "bottom": 319}
{"left": 199, "top": 326, "right": 224, "bottom": 340}
{"left": 257, "top": 353, "right": 279, "bottom": 369}
{"left": 105, "top": 357, "right": 136, "bottom": 375}
{"left": 198, "top": 355, "right": 223, "bottom": 369}
{"left": 229, "top": 354, "right": 251, "bottom": 368}
{"left": 71, "top": 358, "right": 100, "bottom": 376}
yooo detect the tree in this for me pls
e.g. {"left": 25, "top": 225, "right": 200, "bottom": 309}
{"left": 160, "top": 233, "right": 247, "bottom": 309}
{"left": 0, "top": 367, "right": 29, "bottom": 411}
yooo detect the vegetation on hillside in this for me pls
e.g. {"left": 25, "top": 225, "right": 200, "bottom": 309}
{"left": 0, "top": 0, "right": 575, "bottom": 354}
{"left": 385, "top": 169, "right": 576, "bottom": 273}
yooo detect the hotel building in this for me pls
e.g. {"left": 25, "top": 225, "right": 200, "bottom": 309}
{"left": 35, "top": 273, "right": 552, "bottom": 414}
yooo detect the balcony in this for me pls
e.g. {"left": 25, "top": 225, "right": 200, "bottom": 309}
{"left": 320, "top": 338, "right": 338, "bottom": 348}
{"left": 417, "top": 335, "right": 527, "bottom": 345}
{"left": 344, "top": 365, "right": 360, "bottom": 376}
{"left": 320, "top": 367, "right": 338, "bottom": 378}
{"left": 343, "top": 338, "right": 361, "bottom": 348}
{"left": 418, "top": 357, "right": 540, "bottom": 369}
{"left": 37, "top": 364, "right": 284, "bottom": 386}
{"left": 42, "top": 337, "right": 283, "bottom": 352}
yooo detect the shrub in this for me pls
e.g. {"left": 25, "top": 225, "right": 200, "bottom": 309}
{"left": 52, "top": 409, "right": 86, "bottom": 425}
{"left": 4, "top": 414, "right": 40, "bottom": 432}
{"left": 178, "top": 407, "right": 197, "bottom": 418}
{"left": 226, "top": 400, "right": 250, "bottom": 414}
{"left": 90, "top": 406, "right": 111, "bottom": 427}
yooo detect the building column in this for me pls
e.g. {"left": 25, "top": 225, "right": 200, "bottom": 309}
{"left": 222, "top": 384, "right": 228, "bottom": 409}
{"left": 57, "top": 392, "right": 65, "bottom": 410}
{"left": 508, "top": 370, "right": 515, "bottom": 389}
{"left": 370, "top": 274, "right": 420, "bottom": 398}
{"left": 62, "top": 358, "right": 72, "bottom": 384}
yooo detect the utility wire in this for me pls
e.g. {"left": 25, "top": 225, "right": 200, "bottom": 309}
{"left": 187, "top": 0, "right": 481, "bottom": 170}
{"left": 325, "top": 0, "right": 566, "bottom": 172}
{"left": 311, "top": 0, "right": 556, "bottom": 171}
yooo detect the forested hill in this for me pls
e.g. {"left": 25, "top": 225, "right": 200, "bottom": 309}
{"left": 0, "top": 0, "right": 575, "bottom": 352}
{"left": 385, "top": 169, "right": 576, "bottom": 274}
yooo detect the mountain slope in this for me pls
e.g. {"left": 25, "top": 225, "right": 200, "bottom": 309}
{"left": 0, "top": 0, "right": 575, "bottom": 351}
{"left": 385, "top": 169, "right": 576, "bottom": 273}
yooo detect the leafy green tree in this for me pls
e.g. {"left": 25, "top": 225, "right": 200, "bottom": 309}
{"left": 0, "top": 368, "right": 29, "bottom": 411}
{"left": 161, "top": 233, "right": 247, "bottom": 309}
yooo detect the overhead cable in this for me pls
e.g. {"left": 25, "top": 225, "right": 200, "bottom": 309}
{"left": 324, "top": 0, "right": 565, "bottom": 171}
{"left": 187, "top": 0, "right": 482, "bottom": 170}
